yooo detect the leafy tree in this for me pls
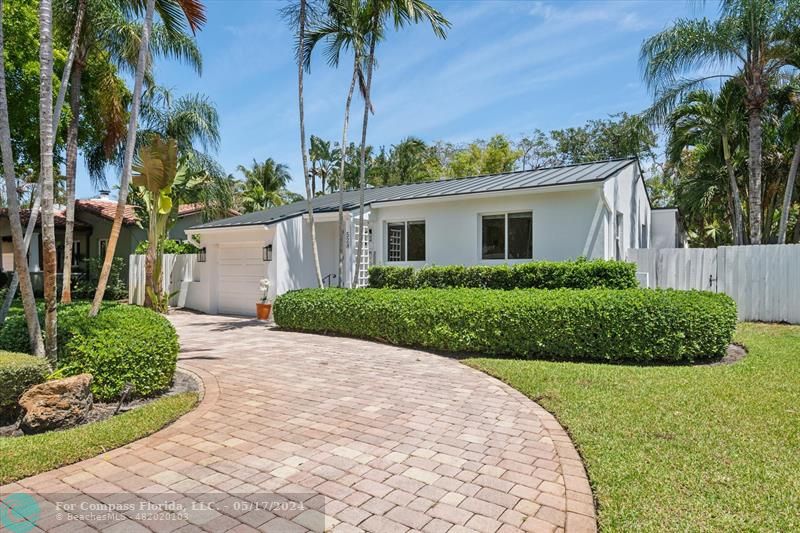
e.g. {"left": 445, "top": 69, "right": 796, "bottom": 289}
{"left": 309, "top": 134, "right": 338, "bottom": 194}
{"left": 547, "top": 113, "right": 657, "bottom": 165}
{"left": 448, "top": 135, "right": 521, "bottom": 177}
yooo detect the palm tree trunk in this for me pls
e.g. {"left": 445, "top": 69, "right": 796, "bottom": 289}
{"left": 722, "top": 134, "right": 744, "bottom": 245}
{"left": 337, "top": 63, "right": 358, "bottom": 287}
{"left": 747, "top": 110, "right": 763, "bottom": 244}
{"left": 0, "top": 178, "right": 42, "bottom": 325}
{"left": 0, "top": 27, "right": 45, "bottom": 356}
{"left": 352, "top": 38, "right": 376, "bottom": 289}
{"left": 60, "top": 55, "right": 85, "bottom": 304}
{"left": 39, "top": 0, "right": 58, "bottom": 363}
{"left": 777, "top": 139, "right": 800, "bottom": 244}
{"left": 0, "top": 0, "right": 45, "bottom": 355}
{"left": 53, "top": 0, "right": 85, "bottom": 133}
{"left": 90, "top": 0, "right": 156, "bottom": 317}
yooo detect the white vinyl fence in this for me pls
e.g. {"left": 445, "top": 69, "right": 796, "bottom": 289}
{"left": 129, "top": 254, "right": 197, "bottom": 307}
{"left": 628, "top": 245, "right": 800, "bottom": 324}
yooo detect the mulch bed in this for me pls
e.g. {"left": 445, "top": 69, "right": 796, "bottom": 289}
{"left": 0, "top": 370, "right": 199, "bottom": 438}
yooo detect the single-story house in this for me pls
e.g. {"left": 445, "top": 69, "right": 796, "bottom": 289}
{"left": 0, "top": 192, "right": 230, "bottom": 290}
{"left": 183, "top": 158, "right": 683, "bottom": 316}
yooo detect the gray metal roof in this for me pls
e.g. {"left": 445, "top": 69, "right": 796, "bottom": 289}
{"left": 191, "top": 158, "right": 636, "bottom": 230}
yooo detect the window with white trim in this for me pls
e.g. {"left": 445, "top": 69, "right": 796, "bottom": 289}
{"left": 481, "top": 212, "right": 533, "bottom": 260}
{"left": 615, "top": 212, "right": 624, "bottom": 259}
{"left": 387, "top": 221, "right": 425, "bottom": 262}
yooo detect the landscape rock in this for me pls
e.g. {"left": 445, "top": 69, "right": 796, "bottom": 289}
{"left": 18, "top": 374, "right": 93, "bottom": 434}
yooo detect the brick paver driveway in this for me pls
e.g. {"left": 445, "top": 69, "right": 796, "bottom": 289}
{"left": 3, "top": 313, "right": 595, "bottom": 533}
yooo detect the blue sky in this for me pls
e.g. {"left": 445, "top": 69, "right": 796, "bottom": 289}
{"left": 78, "top": 0, "right": 717, "bottom": 198}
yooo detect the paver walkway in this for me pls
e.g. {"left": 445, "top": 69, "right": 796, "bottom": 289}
{"left": 2, "top": 313, "right": 596, "bottom": 533}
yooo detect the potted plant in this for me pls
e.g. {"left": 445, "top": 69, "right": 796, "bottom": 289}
{"left": 256, "top": 278, "right": 272, "bottom": 320}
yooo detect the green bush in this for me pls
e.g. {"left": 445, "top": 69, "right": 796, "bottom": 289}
{"left": 368, "top": 258, "right": 638, "bottom": 290}
{"left": 0, "top": 352, "right": 49, "bottom": 421}
{"left": 72, "top": 257, "right": 127, "bottom": 301}
{"left": 134, "top": 239, "right": 200, "bottom": 255}
{"left": 274, "top": 288, "right": 737, "bottom": 363}
{"left": 0, "top": 304, "right": 179, "bottom": 401}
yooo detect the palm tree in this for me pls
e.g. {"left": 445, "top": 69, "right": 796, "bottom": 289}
{"left": 283, "top": 0, "right": 324, "bottom": 288}
{"left": 641, "top": 0, "right": 800, "bottom": 244}
{"left": 61, "top": 2, "right": 202, "bottom": 303}
{"left": 666, "top": 82, "right": 747, "bottom": 244}
{"left": 309, "top": 134, "right": 338, "bottom": 194}
{"left": 0, "top": 0, "right": 45, "bottom": 356}
{"left": 304, "top": 0, "right": 370, "bottom": 286}
{"left": 90, "top": 0, "right": 206, "bottom": 316}
{"left": 351, "top": 0, "right": 449, "bottom": 287}
{"left": 238, "top": 159, "right": 292, "bottom": 212}
{"left": 139, "top": 86, "right": 219, "bottom": 154}
{"left": 39, "top": 0, "right": 60, "bottom": 361}
{"left": 777, "top": 82, "right": 800, "bottom": 243}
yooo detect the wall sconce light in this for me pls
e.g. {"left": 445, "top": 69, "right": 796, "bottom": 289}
{"left": 263, "top": 244, "right": 272, "bottom": 262}
{"left": 197, "top": 247, "right": 207, "bottom": 262}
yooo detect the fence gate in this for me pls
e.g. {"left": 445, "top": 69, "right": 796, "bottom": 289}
{"left": 627, "top": 245, "right": 800, "bottom": 324}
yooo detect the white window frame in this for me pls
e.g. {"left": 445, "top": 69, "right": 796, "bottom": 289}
{"left": 479, "top": 210, "right": 534, "bottom": 262}
{"left": 384, "top": 219, "right": 426, "bottom": 263}
{"left": 615, "top": 212, "right": 624, "bottom": 260}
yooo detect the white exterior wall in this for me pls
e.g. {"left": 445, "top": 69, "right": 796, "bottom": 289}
{"left": 600, "top": 164, "right": 651, "bottom": 260}
{"left": 182, "top": 165, "right": 653, "bottom": 316}
{"left": 371, "top": 186, "right": 605, "bottom": 265}
{"left": 651, "top": 209, "right": 684, "bottom": 249}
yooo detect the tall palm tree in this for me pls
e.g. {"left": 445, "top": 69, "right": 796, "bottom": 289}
{"left": 777, "top": 82, "right": 800, "bottom": 243}
{"left": 351, "top": 0, "right": 449, "bottom": 287}
{"left": 39, "top": 0, "right": 60, "bottom": 361}
{"left": 238, "top": 158, "right": 291, "bottom": 212}
{"left": 641, "top": 0, "right": 800, "bottom": 244}
{"left": 90, "top": 0, "right": 206, "bottom": 316}
{"left": 283, "top": 0, "right": 323, "bottom": 288}
{"left": 304, "top": 0, "right": 369, "bottom": 286}
{"left": 61, "top": 2, "right": 202, "bottom": 303}
{"left": 666, "top": 82, "right": 747, "bottom": 244}
{"left": 0, "top": 0, "right": 45, "bottom": 356}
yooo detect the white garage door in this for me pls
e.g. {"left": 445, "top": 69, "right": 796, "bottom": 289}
{"left": 217, "top": 243, "right": 266, "bottom": 316}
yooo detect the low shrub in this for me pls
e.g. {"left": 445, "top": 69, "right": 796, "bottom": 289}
{"left": 368, "top": 258, "right": 638, "bottom": 290}
{"left": 134, "top": 239, "right": 200, "bottom": 255}
{"left": 0, "top": 304, "right": 179, "bottom": 401}
{"left": 0, "top": 352, "right": 50, "bottom": 421}
{"left": 274, "top": 288, "right": 737, "bottom": 363}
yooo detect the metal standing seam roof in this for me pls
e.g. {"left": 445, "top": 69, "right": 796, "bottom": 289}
{"left": 191, "top": 158, "right": 637, "bottom": 230}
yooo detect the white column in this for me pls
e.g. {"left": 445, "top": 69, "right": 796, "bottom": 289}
{"left": 29, "top": 233, "right": 40, "bottom": 271}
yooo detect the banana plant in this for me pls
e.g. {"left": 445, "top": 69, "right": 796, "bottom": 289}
{"left": 132, "top": 135, "right": 182, "bottom": 310}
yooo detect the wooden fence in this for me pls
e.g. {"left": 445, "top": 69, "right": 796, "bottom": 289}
{"left": 627, "top": 245, "right": 800, "bottom": 323}
{"left": 129, "top": 254, "right": 197, "bottom": 307}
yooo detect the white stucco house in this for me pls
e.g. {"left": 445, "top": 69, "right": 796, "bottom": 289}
{"left": 182, "top": 158, "right": 682, "bottom": 316}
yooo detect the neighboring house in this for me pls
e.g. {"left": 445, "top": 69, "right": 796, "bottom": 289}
{"left": 184, "top": 158, "right": 683, "bottom": 316}
{"left": 0, "top": 191, "right": 229, "bottom": 290}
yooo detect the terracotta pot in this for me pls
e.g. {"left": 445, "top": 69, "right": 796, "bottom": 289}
{"left": 256, "top": 302, "right": 272, "bottom": 320}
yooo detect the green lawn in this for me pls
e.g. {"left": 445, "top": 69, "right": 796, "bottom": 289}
{"left": 0, "top": 392, "right": 198, "bottom": 484}
{"left": 466, "top": 323, "right": 800, "bottom": 532}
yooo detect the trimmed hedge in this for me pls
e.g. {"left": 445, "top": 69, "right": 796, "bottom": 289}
{"left": 0, "top": 304, "right": 179, "bottom": 401}
{"left": 0, "top": 352, "right": 49, "bottom": 421}
{"left": 274, "top": 288, "right": 737, "bottom": 363}
{"left": 368, "top": 259, "right": 638, "bottom": 290}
